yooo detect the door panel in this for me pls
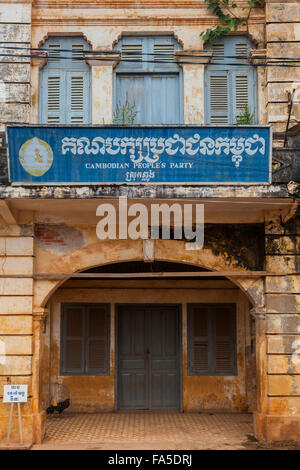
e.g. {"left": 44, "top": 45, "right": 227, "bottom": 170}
{"left": 117, "top": 305, "right": 180, "bottom": 410}
{"left": 118, "top": 307, "right": 148, "bottom": 409}
{"left": 149, "top": 307, "right": 179, "bottom": 409}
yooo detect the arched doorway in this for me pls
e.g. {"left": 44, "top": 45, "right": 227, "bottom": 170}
{"left": 39, "top": 259, "right": 257, "bottom": 416}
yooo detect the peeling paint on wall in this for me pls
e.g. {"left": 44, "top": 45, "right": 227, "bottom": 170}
{"left": 35, "top": 223, "right": 89, "bottom": 255}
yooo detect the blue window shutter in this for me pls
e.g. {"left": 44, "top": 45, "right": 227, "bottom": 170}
{"left": 39, "top": 37, "right": 91, "bottom": 124}
{"left": 115, "top": 36, "right": 182, "bottom": 124}
{"left": 233, "top": 69, "right": 256, "bottom": 123}
{"left": 116, "top": 74, "right": 181, "bottom": 124}
{"left": 115, "top": 35, "right": 181, "bottom": 74}
{"left": 150, "top": 75, "right": 181, "bottom": 124}
{"left": 206, "top": 71, "right": 230, "bottom": 124}
{"left": 67, "top": 71, "right": 90, "bottom": 124}
{"left": 205, "top": 36, "right": 256, "bottom": 124}
{"left": 45, "top": 72, "right": 64, "bottom": 124}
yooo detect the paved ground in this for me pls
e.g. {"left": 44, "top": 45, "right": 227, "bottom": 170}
{"left": 32, "top": 411, "right": 253, "bottom": 450}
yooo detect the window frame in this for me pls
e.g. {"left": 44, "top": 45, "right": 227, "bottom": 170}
{"left": 113, "top": 35, "right": 184, "bottom": 125}
{"left": 204, "top": 36, "right": 257, "bottom": 125}
{"left": 187, "top": 303, "right": 237, "bottom": 377}
{"left": 39, "top": 37, "right": 92, "bottom": 125}
{"left": 60, "top": 303, "right": 110, "bottom": 376}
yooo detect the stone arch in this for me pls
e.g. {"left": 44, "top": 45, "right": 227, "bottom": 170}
{"left": 111, "top": 31, "right": 184, "bottom": 49}
{"left": 34, "top": 239, "right": 264, "bottom": 309}
{"left": 36, "top": 32, "right": 93, "bottom": 50}
{"left": 32, "top": 237, "right": 265, "bottom": 443}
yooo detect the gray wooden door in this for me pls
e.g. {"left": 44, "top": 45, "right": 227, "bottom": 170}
{"left": 117, "top": 305, "right": 180, "bottom": 410}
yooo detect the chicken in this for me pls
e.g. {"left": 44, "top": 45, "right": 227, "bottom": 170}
{"left": 46, "top": 398, "right": 70, "bottom": 414}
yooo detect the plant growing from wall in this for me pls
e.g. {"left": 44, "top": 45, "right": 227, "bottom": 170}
{"left": 200, "top": 0, "right": 264, "bottom": 44}
{"left": 112, "top": 95, "right": 138, "bottom": 125}
{"left": 236, "top": 104, "right": 255, "bottom": 125}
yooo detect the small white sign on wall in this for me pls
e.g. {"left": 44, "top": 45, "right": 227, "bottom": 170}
{"left": 3, "top": 385, "right": 28, "bottom": 403}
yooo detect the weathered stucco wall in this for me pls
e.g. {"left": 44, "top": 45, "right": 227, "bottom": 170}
{"left": 0, "top": 0, "right": 300, "bottom": 447}
{"left": 29, "top": 0, "right": 265, "bottom": 127}
{"left": 0, "top": 211, "right": 299, "bottom": 443}
{"left": 254, "top": 213, "right": 300, "bottom": 442}
{"left": 266, "top": 1, "right": 300, "bottom": 133}
{"left": 0, "top": 219, "right": 34, "bottom": 444}
{"left": 0, "top": 1, "right": 31, "bottom": 131}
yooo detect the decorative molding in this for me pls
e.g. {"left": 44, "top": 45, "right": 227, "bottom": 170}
{"left": 37, "top": 32, "right": 93, "bottom": 49}
{"left": 175, "top": 50, "right": 213, "bottom": 65}
{"left": 250, "top": 307, "right": 266, "bottom": 320}
{"left": 84, "top": 52, "right": 121, "bottom": 68}
{"left": 112, "top": 31, "right": 184, "bottom": 49}
{"left": 33, "top": 0, "right": 256, "bottom": 9}
{"left": 32, "top": 17, "right": 265, "bottom": 27}
{"left": 143, "top": 240, "right": 155, "bottom": 262}
{"left": 31, "top": 53, "right": 48, "bottom": 70}
{"left": 33, "top": 307, "right": 49, "bottom": 332}
{"left": 249, "top": 48, "right": 267, "bottom": 65}
{"left": 33, "top": 307, "right": 49, "bottom": 318}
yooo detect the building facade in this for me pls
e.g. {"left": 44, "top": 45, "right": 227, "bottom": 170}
{"left": 0, "top": 0, "right": 300, "bottom": 445}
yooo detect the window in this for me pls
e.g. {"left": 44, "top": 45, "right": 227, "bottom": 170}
{"left": 60, "top": 303, "right": 110, "bottom": 375}
{"left": 188, "top": 303, "right": 237, "bottom": 376}
{"left": 39, "top": 37, "right": 91, "bottom": 124}
{"left": 114, "top": 36, "right": 183, "bottom": 124}
{"left": 205, "top": 36, "right": 256, "bottom": 124}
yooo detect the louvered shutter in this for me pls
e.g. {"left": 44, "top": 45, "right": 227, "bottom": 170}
{"left": 121, "top": 44, "right": 143, "bottom": 62}
{"left": 235, "top": 43, "right": 248, "bottom": 59}
{"left": 46, "top": 74, "right": 62, "bottom": 123}
{"left": 86, "top": 305, "right": 110, "bottom": 374}
{"left": 188, "top": 304, "right": 236, "bottom": 376}
{"left": 214, "top": 305, "right": 236, "bottom": 374}
{"left": 61, "top": 305, "right": 84, "bottom": 374}
{"left": 61, "top": 304, "right": 110, "bottom": 375}
{"left": 47, "top": 44, "right": 61, "bottom": 63}
{"left": 212, "top": 43, "right": 224, "bottom": 62}
{"left": 153, "top": 44, "right": 175, "bottom": 63}
{"left": 67, "top": 72, "right": 90, "bottom": 124}
{"left": 234, "top": 73, "right": 249, "bottom": 121}
{"left": 39, "top": 37, "right": 91, "bottom": 124}
{"left": 205, "top": 36, "right": 256, "bottom": 124}
{"left": 207, "top": 72, "right": 229, "bottom": 124}
{"left": 188, "top": 305, "right": 210, "bottom": 374}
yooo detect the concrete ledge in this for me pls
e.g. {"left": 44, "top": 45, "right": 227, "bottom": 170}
{"left": 0, "top": 184, "right": 291, "bottom": 199}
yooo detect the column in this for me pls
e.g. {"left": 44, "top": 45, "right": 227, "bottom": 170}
{"left": 176, "top": 51, "right": 212, "bottom": 124}
{"left": 85, "top": 52, "right": 120, "bottom": 125}
{"left": 260, "top": 213, "right": 300, "bottom": 440}
{"left": 249, "top": 49, "right": 268, "bottom": 125}
{"left": 30, "top": 54, "right": 47, "bottom": 124}
{"left": 0, "top": 212, "right": 34, "bottom": 444}
{"left": 32, "top": 307, "right": 48, "bottom": 444}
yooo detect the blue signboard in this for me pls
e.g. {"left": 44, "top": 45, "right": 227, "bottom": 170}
{"left": 7, "top": 126, "right": 271, "bottom": 184}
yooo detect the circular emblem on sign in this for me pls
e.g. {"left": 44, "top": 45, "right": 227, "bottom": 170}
{"left": 19, "top": 137, "right": 53, "bottom": 177}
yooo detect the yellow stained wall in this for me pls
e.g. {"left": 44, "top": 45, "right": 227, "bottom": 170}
{"left": 46, "top": 280, "right": 252, "bottom": 413}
